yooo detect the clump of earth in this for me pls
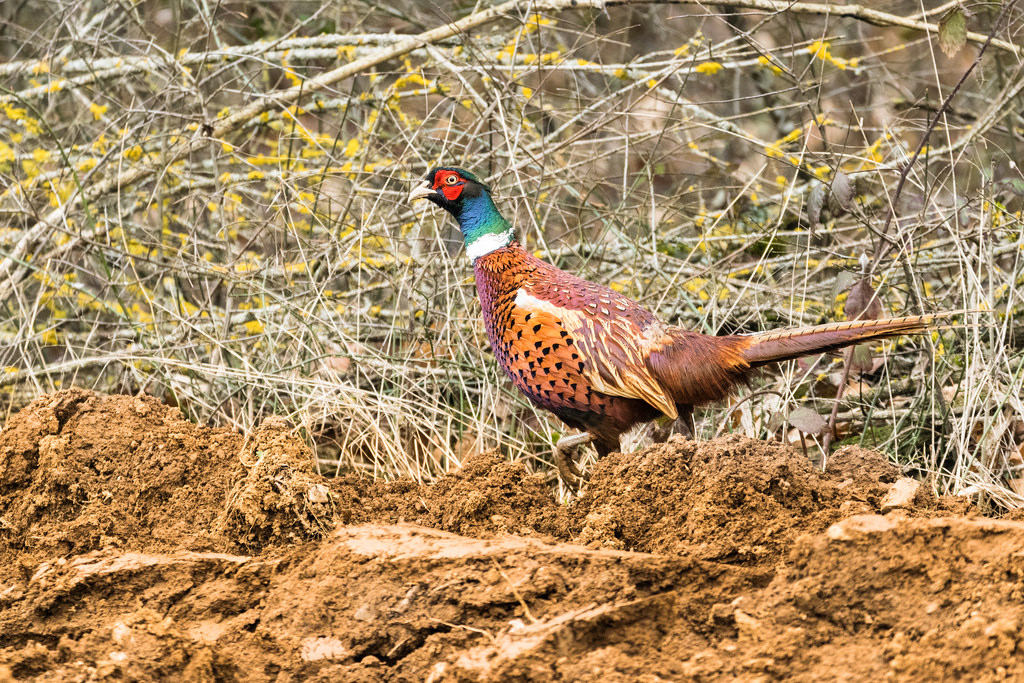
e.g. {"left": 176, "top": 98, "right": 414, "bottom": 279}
{"left": 2, "top": 389, "right": 1018, "bottom": 682}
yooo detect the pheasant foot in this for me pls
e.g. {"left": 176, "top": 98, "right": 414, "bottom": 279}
{"left": 552, "top": 432, "right": 594, "bottom": 489}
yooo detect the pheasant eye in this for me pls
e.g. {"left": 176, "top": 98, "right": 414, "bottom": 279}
{"left": 444, "top": 175, "right": 459, "bottom": 185}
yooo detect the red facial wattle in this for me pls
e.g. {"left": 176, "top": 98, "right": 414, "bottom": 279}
{"left": 441, "top": 184, "right": 463, "bottom": 201}
{"left": 434, "top": 172, "right": 465, "bottom": 201}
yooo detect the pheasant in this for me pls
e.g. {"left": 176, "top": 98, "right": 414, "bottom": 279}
{"left": 410, "top": 166, "right": 944, "bottom": 486}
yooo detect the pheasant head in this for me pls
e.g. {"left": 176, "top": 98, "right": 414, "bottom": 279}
{"left": 409, "top": 167, "right": 513, "bottom": 261}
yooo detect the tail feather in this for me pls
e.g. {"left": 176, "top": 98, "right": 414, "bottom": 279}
{"left": 646, "top": 312, "right": 952, "bottom": 411}
{"left": 741, "top": 314, "right": 945, "bottom": 367}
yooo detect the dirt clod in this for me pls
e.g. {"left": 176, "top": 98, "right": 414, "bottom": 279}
{"left": 570, "top": 434, "right": 901, "bottom": 566}
{"left": 1, "top": 389, "right": 1016, "bottom": 681}
{"left": 224, "top": 419, "right": 348, "bottom": 550}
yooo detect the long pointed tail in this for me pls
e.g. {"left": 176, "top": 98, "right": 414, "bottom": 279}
{"left": 741, "top": 314, "right": 946, "bottom": 367}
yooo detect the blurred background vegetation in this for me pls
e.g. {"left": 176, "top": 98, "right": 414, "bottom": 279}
{"left": 1, "top": 0, "right": 1022, "bottom": 503}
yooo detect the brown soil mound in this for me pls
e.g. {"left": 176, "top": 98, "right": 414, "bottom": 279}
{"left": 0, "top": 389, "right": 1016, "bottom": 681}
{"left": 372, "top": 449, "right": 569, "bottom": 539}
{"left": 570, "top": 435, "right": 877, "bottom": 563}
{"left": 0, "top": 389, "right": 241, "bottom": 581}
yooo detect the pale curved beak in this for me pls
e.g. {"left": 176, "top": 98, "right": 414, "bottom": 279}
{"left": 408, "top": 179, "right": 436, "bottom": 202}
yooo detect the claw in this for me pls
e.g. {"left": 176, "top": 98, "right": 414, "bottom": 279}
{"left": 552, "top": 432, "right": 594, "bottom": 490}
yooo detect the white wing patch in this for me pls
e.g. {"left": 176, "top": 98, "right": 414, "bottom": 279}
{"left": 513, "top": 289, "right": 582, "bottom": 325}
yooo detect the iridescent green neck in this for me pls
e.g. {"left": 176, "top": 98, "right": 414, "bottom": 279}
{"left": 454, "top": 192, "right": 514, "bottom": 261}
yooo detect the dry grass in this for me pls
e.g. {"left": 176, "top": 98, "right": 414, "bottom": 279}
{"left": 0, "top": 0, "right": 1022, "bottom": 502}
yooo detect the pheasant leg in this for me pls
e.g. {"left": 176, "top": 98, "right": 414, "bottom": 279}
{"left": 677, "top": 405, "right": 695, "bottom": 439}
{"left": 552, "top": 432, "right": 594, "bottom": 487}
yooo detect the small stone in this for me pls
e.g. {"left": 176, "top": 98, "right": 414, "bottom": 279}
{"left": 307, "top": 484, "right": 330, "bottom": 504}
{"left": 880, "top": 477, "right": 920, "bottom": 512}
{"left": 111, "top": 622, "right": 131, "bottom": 645}
{"left": 735, "top": 609, "right": 762, "bottom": 640}
{"left": 709, "top": 602, "right": 734, "bottom": 626}
{"left": 300, "top": 636, "right": 348, "bottom": 662}
{"left": 353, "top": 603, "right": 378, "bottom": 622}
{"left": 743, "top": 656, "right": 775, "bottom": 672}
{"left": 827, "top": 514, "right": 897, "bottom": 541}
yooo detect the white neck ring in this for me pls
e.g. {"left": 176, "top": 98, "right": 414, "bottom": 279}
{"left": 465, "top": 229, "right": 513, "bottom": 262}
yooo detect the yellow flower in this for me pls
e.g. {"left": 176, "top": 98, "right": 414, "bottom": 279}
{"left": 695, "top": 62, "right": 723, "bottom": 75}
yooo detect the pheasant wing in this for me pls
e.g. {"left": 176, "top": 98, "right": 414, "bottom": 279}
{"left": 507, "top": 276, "right": 680, "bottom": 419}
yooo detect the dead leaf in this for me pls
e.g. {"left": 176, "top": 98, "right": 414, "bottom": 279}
{"left": 846, "top": 344, "right": 875, "bottom": 375}
{"left": 845, "top": 278, "right": 881, "bottom": 321}
{"left": 828, "top": 172, "right": 854, "bottom": 213}
{"left": 939, "top": 6, "right": 967, "bottom": 58}
{"left": 788, "top": 406, "right": 829, "bottom": 435}
{"left": 832, "top": 420, "right": 853, "bottom": 441}
{"left": 807, "top": 182, "right": 826, "bottom": 232}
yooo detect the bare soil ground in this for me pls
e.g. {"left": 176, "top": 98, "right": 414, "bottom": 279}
{"left": 1, "top": 389, "right": 1021, "bottom": 682}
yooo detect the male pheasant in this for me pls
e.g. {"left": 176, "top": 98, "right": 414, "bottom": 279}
{"left": 410, "top": 167, "right": 943, "bottom": 486}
